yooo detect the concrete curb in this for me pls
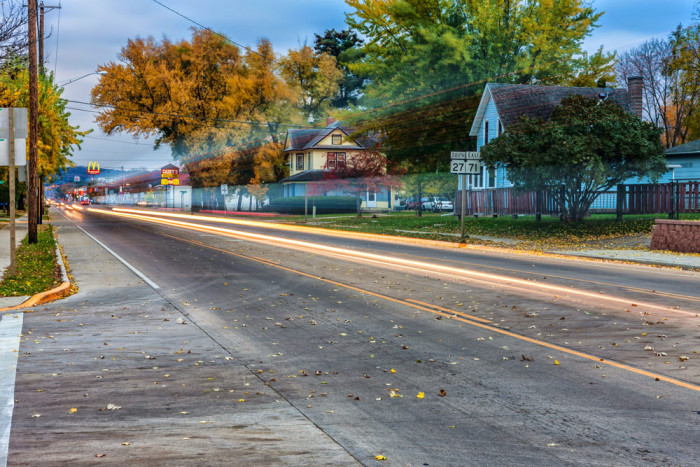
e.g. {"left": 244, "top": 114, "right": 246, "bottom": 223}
{"left": 0, "top": 228, "right": 73, "bottom": 312}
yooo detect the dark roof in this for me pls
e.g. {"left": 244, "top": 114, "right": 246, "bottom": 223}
{"left": 491, "top": 84, "right": 631, "bottom": 128}
{"left": 280, "top": 169, "right": 328, "bottom": 183}
{"left": 470, "top": 83, "right": 632, "bottom": 136}
{"left": 285, "top": 123, "right": 378, "bottom": 152}
{"left": 666, "top": 139, "right": 700, "bottom": 155}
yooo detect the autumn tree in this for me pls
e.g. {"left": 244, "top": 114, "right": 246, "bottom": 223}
{"left": 617, "top": 38, "right": 692, "bottom": 148}
{"left": 480, "top": 95, "right": 666, "bottom": 223}
{"left": 277, "top": 45, "right": 343, "bottom": 123}
{"left": 665, "top": 19, "right": 700, "bottom": 141}
{"left": 0, "top": 60, "right": 88, "bottom": 180}
{"left": 343, "top": 0, "right": 615, "bottom": 171}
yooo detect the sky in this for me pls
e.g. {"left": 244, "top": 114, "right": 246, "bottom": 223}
{"left": 40, "top": 0, "right": 698, "bottom": 170}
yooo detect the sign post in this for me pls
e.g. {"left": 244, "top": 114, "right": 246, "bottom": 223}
{"left": 451, "top": 151, "right": 481, "bottom": 240}
{"left": 8, "top": 108, "right": 16, "bottom": 275}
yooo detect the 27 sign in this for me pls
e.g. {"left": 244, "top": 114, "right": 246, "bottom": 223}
{"left": 450, "top": 159, "right": 482, "bottom": 175}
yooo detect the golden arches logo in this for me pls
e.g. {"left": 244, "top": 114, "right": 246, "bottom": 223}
{"left": 87, "top": 161, "right": 100, "bottom": 175}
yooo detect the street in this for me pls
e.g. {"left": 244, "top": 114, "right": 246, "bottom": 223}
{"left": 6, "top": 205, "right": 700, "bottom": 465}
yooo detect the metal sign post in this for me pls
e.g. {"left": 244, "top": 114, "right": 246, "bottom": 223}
{"left": 451, "top": 152, "right": 481, "bottom": 241}
{"left": 8, "top": 108, "right": 16, "bottom": 275}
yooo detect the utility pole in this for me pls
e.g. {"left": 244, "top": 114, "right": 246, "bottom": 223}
{"left": 27, "top": 0, "right": 39, "bottom": 243}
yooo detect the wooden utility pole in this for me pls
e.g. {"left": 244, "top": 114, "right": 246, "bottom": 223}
{"left": 27, "top": 0, "right": 39, "bottom": 243}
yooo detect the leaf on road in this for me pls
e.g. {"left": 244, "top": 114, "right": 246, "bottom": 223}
{"left": 69, "top": 408, "right": 77, "bottom": 413}
{"left": 375, "top": 455, "right": 387, "bottom": 460}
{"left": 439, "top": 389, "right": 447, "bottom": 397}
{"left": 554, "top": 360, "right": 560, "bottom": 365}
{"left": 106, "top": 403, "right": 121, "bottom": 411}
{"left": 416, "top": 392, "right": 425, "bottom": 399}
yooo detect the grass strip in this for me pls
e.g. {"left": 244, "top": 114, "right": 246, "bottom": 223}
{"left": 0, "top": 224, "right": 61, "bottom": 297}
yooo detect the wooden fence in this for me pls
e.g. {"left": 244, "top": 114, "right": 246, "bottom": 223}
{"left": 453, "top": 180, "right": 700, "bottom": 217}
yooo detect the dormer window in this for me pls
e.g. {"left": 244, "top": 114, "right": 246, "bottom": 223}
{"left": 332, "top": 134, "right": 342, "bottom": 145}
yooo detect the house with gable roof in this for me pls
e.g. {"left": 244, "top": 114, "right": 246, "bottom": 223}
{"left": 467, "top": 77, "right": 645, "bottom": 190}
{"left": 281, "top": 120, "right": 394, "bottom": 209}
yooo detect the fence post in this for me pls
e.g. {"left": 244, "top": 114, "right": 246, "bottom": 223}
{"left": 616, "top": 184, "right": 625, "bottom": 221}
{"left": 669, "top": 180, "right": 675, "bottom": 219}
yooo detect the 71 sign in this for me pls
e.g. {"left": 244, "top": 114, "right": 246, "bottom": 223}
{"left": 450, "top": 159, "right": 481, "bottom": 175}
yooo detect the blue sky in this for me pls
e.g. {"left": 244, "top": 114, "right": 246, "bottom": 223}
{"left": 46, "top": 0, "right": 698, "bottom": 169}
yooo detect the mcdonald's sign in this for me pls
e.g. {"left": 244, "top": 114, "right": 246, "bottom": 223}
{"left": 87, "top": 161, "right": 100, "bottom": 175}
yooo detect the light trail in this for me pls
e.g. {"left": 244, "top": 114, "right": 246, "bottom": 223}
{"left": 108, "top": 207, "right": 700, "bottom": 306}
{"left": 88, "top": 207, "right": 689, "bottom": 315}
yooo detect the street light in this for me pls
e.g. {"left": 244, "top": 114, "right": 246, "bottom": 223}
{"left": 58, "top": 70, "right": 106, "bottom": 87}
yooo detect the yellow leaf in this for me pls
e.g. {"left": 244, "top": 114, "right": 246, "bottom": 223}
{"left": 375, "top": 455, "right": 387, "bottom": 460}
{"left": 238, "top": 399, "right": 245, "bottom": 402}
{"left": 416, "top": 392, "right": 425, "bottom": 399}
{"left": 69, "top": 407, "right": 77, "bottom": 413}
{"left": 390, "top": 368, "right": 396, "bottom": 373}
{"left": 554, "top": 360, "right": 560, "bottom": 365}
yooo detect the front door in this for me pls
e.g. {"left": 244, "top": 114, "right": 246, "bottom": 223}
{"left": 366, "top": 191, "right": 377, "bottom": 208}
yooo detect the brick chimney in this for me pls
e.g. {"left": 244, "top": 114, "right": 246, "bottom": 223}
{"left": 627, "top": 76, "right": 643, "bottom": 119}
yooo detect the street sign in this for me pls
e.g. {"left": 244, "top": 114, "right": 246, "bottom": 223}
{"left": 450, "top": 151, "right": 480, "bottom": 160}
{"left": 221, "top": 183, "right": 228, "bottom": 195}
{"left": 0, "top": 138, "right": 27, "bottom": 166}
{"left": 450, "top": 159, "right": 482, "bottom": 175}
{"left": 0, "top": 108, "right": 28, "bottom": 139}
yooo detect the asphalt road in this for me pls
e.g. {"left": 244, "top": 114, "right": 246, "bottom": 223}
{"left": 7, "top": 206, "right": 700, "bottom": 466}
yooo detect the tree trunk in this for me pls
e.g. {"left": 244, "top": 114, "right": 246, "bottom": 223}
{"left": 356, "top": 194, "right": 362, "bottom": 218}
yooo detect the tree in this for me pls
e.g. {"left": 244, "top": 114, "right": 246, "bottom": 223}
{"left": 343, "top": 0, "right": 615, "bottom": 172}
{"left": 310, "top": 149, "right": 403, "bottom": 217}
{"left": 314, "top": 29, "right": 366, "bottom": 108}
{"left": 480, "top": 95, "right": 666, "bottom": 222}
{"left": 665, "top": 20, "right": 700, "bottom": 141}
{"left": 0, "top": 60, "right": 88, "bottom": 180}
{"left": 277, "top": 45, "right": 342, "bottom": 123}
{"left": 0, "top": 1, "right": 28, "bottom": 66}
{"left": 617, "top": 38, "right": 692, "bottom": 148}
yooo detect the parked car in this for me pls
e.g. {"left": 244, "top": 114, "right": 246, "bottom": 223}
{"left": 406, "top": 197, "right": 429, "bottom": 210}
{"left": 80, "top": 198, "right": 90, "bottom": 206}
{"left": 422, "top": 197, "right": 454, "bottom": 211}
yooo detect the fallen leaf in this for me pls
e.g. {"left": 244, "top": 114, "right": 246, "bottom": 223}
{"left": 554, "top": 360, "right": 560, "bottom": 365}
{"left": 439, "top": 389, "right": 447, "bottom": 397}
{"left": 375, "top": 455, "right": 387, "bottom": 460}
{"left": 69, "top": 408, "right": 78, "bottom": 413}
{"left": 416, "top": 392, "right": 425, "bottom": 399}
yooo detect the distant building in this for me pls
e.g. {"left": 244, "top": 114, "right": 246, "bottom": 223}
{"left": 662, "top": 139, "right": 700, "bottom": 182}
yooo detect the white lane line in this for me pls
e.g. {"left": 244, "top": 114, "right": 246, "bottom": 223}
{"left": 0, "top": 313, "right": 23, "bottom": 467}
{"left": 77, "top": 226, "right": 160, "bottom": 290}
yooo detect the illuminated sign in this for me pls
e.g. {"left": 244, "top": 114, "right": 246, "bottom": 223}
{"left": 161, "top": 166, "right": 180, "bottom": 186}
{"left": 87, "top": 161, "right": 100, "bottom": 175}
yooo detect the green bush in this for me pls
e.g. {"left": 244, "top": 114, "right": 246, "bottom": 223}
{"left": 266, "top": 196, "right": 357, "bottom": 214}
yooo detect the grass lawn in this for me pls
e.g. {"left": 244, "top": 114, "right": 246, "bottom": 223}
{"left": 0, "top": 224, "right": 61, "bottom": 297}
{"left": 289, "top": 211, "right": 700, "bottom": 247}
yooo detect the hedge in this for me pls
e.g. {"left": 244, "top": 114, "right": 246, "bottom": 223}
{"left": 265, "top": 196, "right": 357, "bottom": 214}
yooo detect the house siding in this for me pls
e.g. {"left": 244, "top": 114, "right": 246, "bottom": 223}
{"left": 472, "top": 97, "right": 511, "bottom": 189}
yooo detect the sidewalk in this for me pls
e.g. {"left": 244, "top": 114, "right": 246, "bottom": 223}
{"left": 0, "top": 216, "right": 30, "bottom": 307}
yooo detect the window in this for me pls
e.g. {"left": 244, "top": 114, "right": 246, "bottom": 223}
{"left": 307, "top": 153, "right": 312, "bottom": 169}
{"left": 296, "top": 153, "right": 304, "bottom": 170}
{"left": 332, "top": 134, "right": 342, "bottom": 145}
{"left": 326, "top": 152, "right": 346, "bottom": 169}
{"left": 484, "top": 121, "right": 489, "bottom": 145}
{"left": 488, "top": 168, "right": 496, "bottom": 188}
